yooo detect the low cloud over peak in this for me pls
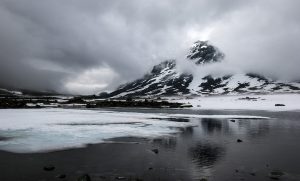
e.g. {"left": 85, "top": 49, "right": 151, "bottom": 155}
{"left": 0, "top": 0, "right": 300, "bottom": 94}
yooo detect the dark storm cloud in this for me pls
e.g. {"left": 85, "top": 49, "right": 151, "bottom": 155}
{"left": 0, "top": 0, "right": 299, "bottom": 94}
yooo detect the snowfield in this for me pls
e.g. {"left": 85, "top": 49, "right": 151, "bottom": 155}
{"left": 0, "top": 108, "right": 268, "bottom": 153}
{"left": 171, "top": 94, "right": 300, "bottom": 111}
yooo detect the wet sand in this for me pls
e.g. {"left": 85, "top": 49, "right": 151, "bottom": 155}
{"left": 1, "top": 109, "right": 300, "bottom": 181}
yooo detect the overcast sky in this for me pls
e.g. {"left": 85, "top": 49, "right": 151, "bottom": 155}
{"left": 0, "top": 0, "right": 300, "bottom": 94}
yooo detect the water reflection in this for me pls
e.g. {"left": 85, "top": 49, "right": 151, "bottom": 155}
{"left": 237, "top": 119, "right": 270, "bottom": 139}
{"left": 199, "top": 117, "right": 271, "bottom": 139}
{"left": 150, "top": 125, "right": 195, "bottom": 150}
{"left": 201, "top": 118, "right": 223, "bottom": 133}
{"left": 178, "top": 126, "right": 194, "bottom": 138}
{"left": 152, "top": 137, "right": 177, "bottom": 149}
{"left": 108, "top": 109, "right": 300, "bottom": 180}
{"left": 109, "top": 115, "right": 274, "bottom": 179}
{"left": 189, "top": 142, "right": 225, "bottom": 168}
{"left": 200, "top": 118, "right": 234, "bottom": 136}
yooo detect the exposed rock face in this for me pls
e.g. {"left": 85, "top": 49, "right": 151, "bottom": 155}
{"left": 107, "top": 60, "right": 193, "bottom": 97}
{"left": 190, "top": 73, "right": 300, "bottom": 95}
{"left": 187, "top": 41, "right": 224, "bottom": 65}
{"left": 101, "top": 41, "right": 300, "bottom": 98}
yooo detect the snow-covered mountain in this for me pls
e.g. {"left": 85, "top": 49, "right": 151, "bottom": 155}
{"left": 0, "top": 88, "right": 23, "bottom": 96}
{"left": 105, "top": 60, "right": 193, "bottom": 98}
{"left": 103, "top": 41, "right": 300, "bottom": 98}
{"left": 0, "top": 88, "right": 60, "bottom": 97}
{"left": 187, "top": 40, "right": 224, "bottom": 65}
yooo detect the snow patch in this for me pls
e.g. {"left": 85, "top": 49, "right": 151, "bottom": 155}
{"left": 171, "top": 94, "right": 300, "bottom": 111}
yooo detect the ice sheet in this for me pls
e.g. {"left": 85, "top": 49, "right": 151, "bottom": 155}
{"left": 0, "top": 108, "right": 268, "bottom": 153}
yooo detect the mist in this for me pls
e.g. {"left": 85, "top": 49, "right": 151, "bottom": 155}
{"left": 0, "top": 0, "right": 299, "bottom": 95}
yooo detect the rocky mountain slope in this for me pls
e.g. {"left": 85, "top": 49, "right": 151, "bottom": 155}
{"left": 102, "top": 41, "right": 300, "bottom": 98}
{"left": 105, "top": 60, "right": 193, "bottom": 98}
{"left": 187, "top": 40, "right": 224, "bottom": 65}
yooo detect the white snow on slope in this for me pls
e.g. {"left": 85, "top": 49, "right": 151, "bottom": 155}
{"left": 171, "top": 94, "right": 300, "bottom": 111}
{"left": 113, "top": 66, "right": 178, "bottom": 98}
{"left": 0, "top": 108, "right": 267, "bottom": 153}
{"left": 190, "top": 74, "right": 300, "bottom": 95}
{"left": 0, "top": 88, "right": 22, "bottom": 95}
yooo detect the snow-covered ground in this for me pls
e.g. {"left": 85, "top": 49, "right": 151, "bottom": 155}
{"left": 171, "top": 94, "right": 300, "bottom": 111}
{"left": 0, "top": 108, "right": 267, "bottom": 153}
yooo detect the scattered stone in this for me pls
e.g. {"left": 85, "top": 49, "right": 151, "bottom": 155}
{"left": 275, "top": 104, "right": 285, "bottom": 107}
{"left": 199, "top": 178, "right": 208, "bottom": 181}
{"left": 77, "top": 174, "right": 91, "bottom": 181}
{"left": 56, "top": 174, "right": 66, "bottom": 179}
{"left": 269, "top": 170, "right": 284, "bottom": 180}
{"left": 43, "top": 165, "right": 55, "bottom": 171}
{"left": 239, "top": 97, "right": 258, "bottom": 101}
{"left": 237, "top": 139, "right": 243, "bottom": 143}
{"left": 230, "top": 119, "right": 236, "bottom": 122}
{"left": 152, "top": 149, "right": 159, "bottom": 154}
{"left": 115, "top": 176, "right": 126, "bottom": 180}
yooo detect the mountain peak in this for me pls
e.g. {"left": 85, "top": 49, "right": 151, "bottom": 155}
{"left": 187, "top": 41, "right": 224, "bottom": 65}
{"left": 100, "top": 41, "right": 300, "bottom": 98}
{"left": 151, "top": 60, "right": 176, "bottom": 74}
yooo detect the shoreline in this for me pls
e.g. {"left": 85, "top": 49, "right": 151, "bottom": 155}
{"left": 1, "top": 109, "right": 300, "bottom": 180}
{"left": 0, "top": 137, "right": 194, "bottom": 181}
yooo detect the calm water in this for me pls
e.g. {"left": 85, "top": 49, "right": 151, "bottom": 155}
{"left": 105, "top": 108, "right": 300, "bottom": 180}
{"left": 0, "top": 108, "right": 300, "bottom": 181}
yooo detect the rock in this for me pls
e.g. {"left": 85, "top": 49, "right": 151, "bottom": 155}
{"left": 235, "top": 169, "right": 239, "bottom": 173}
{"left": 230, "top": 119, "right": 236, "bottom": 122}
{"left": 43, "top": 165, "right": 55, "bottom": 171}
{"left": 250, "top": 172, "right": 256, "bottom": 176}
{"left": 148, "top": 167, "right": 153, "bottom": 170}
{"left": 56, "top": 174, "right": 66, "bottom": 179}
{"left": 77, "top": 174, "right": 91, "bottom": 181}
{"left": 269, "top": 170, "right": 284, "bottom": 180}
{"left": 237, "top": 139, "right": 243, "bottom": 143}
{"left": 199, "top": 178, "right": 208, "bottom": 181}
{"left": 152, "top": 148, "right": 159, "bottom": 154}
{"left": 275, "top": 104, "right": 285, "bottom": 107}
{"left": 115, "top": 176, "right": 126, "bottom": 180}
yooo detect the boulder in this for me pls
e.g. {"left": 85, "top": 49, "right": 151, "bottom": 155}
{"left": 237, "top": 139, "right": 243, "bottom": 143}
{"left": 275, "top": 104, "right": 285, "bottom": 107}
{"left": 151, "top": 149, "right": 159, "bottom": 154}
{"left": 269, "top": 170, "right": 284, "bottom": 180}
{"left": 43, "top": 165, "right": 55, "bottom": 171}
